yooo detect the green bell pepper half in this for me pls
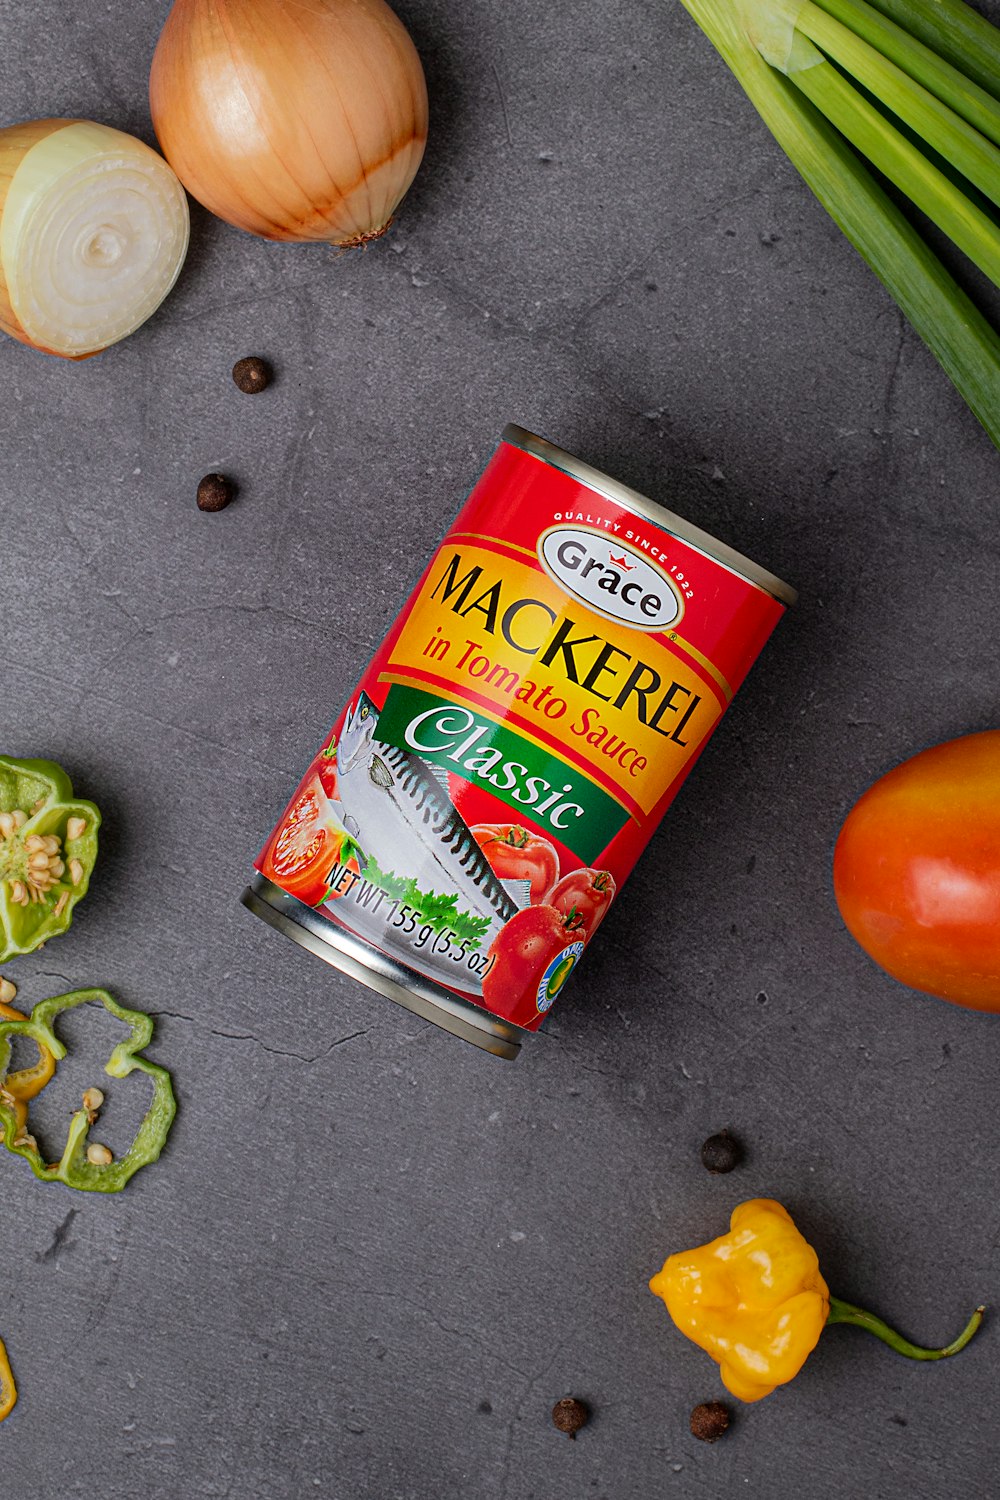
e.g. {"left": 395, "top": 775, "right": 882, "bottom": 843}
{"left": 0, "top": 756, "right": 100, "bottom": 962}
{"left": 0, "top": 988, "right": 176, "bottom": 1193}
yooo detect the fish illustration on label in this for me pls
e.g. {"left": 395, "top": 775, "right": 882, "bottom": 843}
{"left": 320, "top": 692, "right": 531, "bottom": 992}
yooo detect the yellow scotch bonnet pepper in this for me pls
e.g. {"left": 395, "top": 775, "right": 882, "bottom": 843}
{"left": 650, "top": 1198, "right": 984, "bottom": 1403}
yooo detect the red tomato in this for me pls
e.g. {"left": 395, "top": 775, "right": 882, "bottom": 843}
{"left": 316, "top": 756, "right": 340, "bottom": 804}
{"left": 260, "top": 777, "right": 342, "bottom": 906}
{"left": 312, "top": 734, "right": 340, "bottom": 801}
{"left": 833, "top": 731, "right": 1000, "bottom": 1012}
{"left": 548, "top": 868, "right": 617, "bottom": 940}
{"left": 482, "top": 904, "right": 586, "bottom": 1024}
{"left": 471, "top": 824, "right": 559, "bottom": 903}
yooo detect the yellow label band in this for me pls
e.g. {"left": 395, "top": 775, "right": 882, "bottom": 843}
{"left": 389, "top": 543, "right": 724, "bottom": 817}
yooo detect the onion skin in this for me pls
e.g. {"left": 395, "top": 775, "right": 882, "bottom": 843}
{"left": 0, "top": 120, "right": 86, "bottom": 358}
{"left": 149, "top": 0, "right": 429, "bottom": 247}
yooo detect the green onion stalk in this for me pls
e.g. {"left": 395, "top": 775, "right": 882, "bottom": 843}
{"left": 675, "top": 0, "right": 1000, "bottom": 447}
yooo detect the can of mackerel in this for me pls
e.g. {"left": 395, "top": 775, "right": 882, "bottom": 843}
{"left": 241, "top": 425, "right": 796, "bottom": 1059}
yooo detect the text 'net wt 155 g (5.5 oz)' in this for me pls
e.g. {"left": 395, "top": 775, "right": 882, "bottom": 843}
{"left": 241, "top": 425, "right": 796, "bottom": 1059}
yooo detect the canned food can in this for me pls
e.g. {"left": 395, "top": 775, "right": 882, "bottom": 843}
{"left": 241, "top": 425, "right": 796, "bottom": 1059}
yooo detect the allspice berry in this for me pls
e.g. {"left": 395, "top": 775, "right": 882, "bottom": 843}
{"left": 690, "top": 1401, "right": 731, "bottom": 1442}
{"left": 701, "top": 1130, "right": 742, "bottom": 1174}
{"left": 551, "top": 1397, "right": 589, "bottom": 1439}
{"left": 197, "top": 473, "right": 235, "bottom": 513}
{"left": 232, "top": 356, "right": 271, "bottom": 394}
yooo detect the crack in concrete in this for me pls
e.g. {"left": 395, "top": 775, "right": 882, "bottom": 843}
{"left": 491, "top": 59, "right": 514, "bottom": 147}
{"left": 346, "top": 1285, "right": 534, "bottom": 1387}
{"left": 151, "top": 1010, "right": 370, "bottom": 1065}
{"left": 5, "top": 659, "right": 297, "bottom": 778}
{"left": 32, "top": 972, "right": 77, "bottom": 993}
{"left": 498, "top": 1341, "right": 566, "bottom": 1499}
{"left": 882, "top": 306, "right": 907, "bottom": 429}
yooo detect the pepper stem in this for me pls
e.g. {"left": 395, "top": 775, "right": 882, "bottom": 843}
{"left": 826, "top": 1296, "right": 985, "bottom": 1360}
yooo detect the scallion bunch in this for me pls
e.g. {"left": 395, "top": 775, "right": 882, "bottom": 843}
{"left": 679, "top": 0, "right": 1000, "bottom": 446}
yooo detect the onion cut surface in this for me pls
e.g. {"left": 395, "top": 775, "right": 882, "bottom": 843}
{"left": 0, "top": 119, "right": 189, "bottom": 359}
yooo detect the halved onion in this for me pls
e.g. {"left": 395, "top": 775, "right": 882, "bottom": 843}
{"left": 0, "top": 119, "right": 189, "bottom": 359}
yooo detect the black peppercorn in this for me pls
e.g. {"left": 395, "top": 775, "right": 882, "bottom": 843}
{"left": 701, "top": 1130, "right": 742, "bottom": 1174}
{"left": 196, "top": 473, "right": 235, "bottom": 512}
{"left": 690, "top": 1401, "right": 730, "bottom": 1442}
{"left": 551, "top": 1397, "right": 589, "bottom": 1439}
{"left": 232, "top": 356, "right": 271, "bottom": 394}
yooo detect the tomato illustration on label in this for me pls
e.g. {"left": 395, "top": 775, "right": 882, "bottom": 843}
{"left": 260, "top": 777, "right": 354, "bottom": 907}
{"left": 548, "top": 868, "right": 617, "bottom": 940}
{"left": 471, "top": 824, "right": 559, "bottom": 904}
{"left": 482, "top": 904, "right": 586, "bottom": 1023}
{"left": 315, "top": 737, "right": 340, "bottom": 801}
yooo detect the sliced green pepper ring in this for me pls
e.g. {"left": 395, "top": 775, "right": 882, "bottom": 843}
{"left": 0, "top": 989, "right": 176, "bottom": 1193}
{"left": 0, "top": 756, "right": 101, "bottom": 962}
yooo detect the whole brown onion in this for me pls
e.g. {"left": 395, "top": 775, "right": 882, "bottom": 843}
{"left": 150, "top": 0, "right": 428, "bottom": 247}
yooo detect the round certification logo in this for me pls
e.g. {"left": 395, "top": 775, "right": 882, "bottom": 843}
{"left": 536, "top": 941, "right": 585, "bottom": 1013}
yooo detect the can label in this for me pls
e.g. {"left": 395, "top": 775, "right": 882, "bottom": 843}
{"left": 255, "top": 436, "right": 788, "bottom": 1030}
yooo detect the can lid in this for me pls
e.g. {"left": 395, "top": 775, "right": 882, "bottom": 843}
{"left": 501, "top": 424, "right": 797, "bottom": 607}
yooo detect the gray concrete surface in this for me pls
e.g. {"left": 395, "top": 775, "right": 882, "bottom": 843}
{"left": 1, "top": 0, "right": 998, "bottom": 1496}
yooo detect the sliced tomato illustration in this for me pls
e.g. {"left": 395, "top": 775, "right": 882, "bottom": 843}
{"left": 260, "top": 776, "right": 343, "bottom": 906}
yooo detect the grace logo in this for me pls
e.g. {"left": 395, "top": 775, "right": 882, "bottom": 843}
{"left": 538, "top": 527, "right": 683, "bottom": 631}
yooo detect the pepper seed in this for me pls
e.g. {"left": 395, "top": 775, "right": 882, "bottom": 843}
{"left": 66, "top": 818, "right": 87, "bottom": 841}
{"left": 196, "top": 473, "right": 235, "bottom": 513}
{"left": 0, "top": 979, "right": 15, "bottom": 1005}
{"left": 86, "top": 1143, "right": 113, "bottom": 1166}
{"left": 69, "top": 859, "right": 84, "bottom": 886}
{"left": 551, "top": 1398, "right": 589, "bottom": 1439}
{"left": 82, "top": 1088, "right": 105, "bottom": 1112}
{"left": 690, "top": 1401, "right": 731, "bottom": 1442}
{"left": 232, "top": 356, "right": 271, "bottom": 394}
{"left": 53, "top": 892, "right": 69, "bottom": 918}
{"left": 11, "top": 811, "right": 26, "bottom": 830}
{"left": 701, "top": 1130, "right": 743, "bottom": 1174}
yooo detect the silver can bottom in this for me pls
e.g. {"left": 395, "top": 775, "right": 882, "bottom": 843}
{"left": 240, "top": 874, "right": 522, "bottom": 1060}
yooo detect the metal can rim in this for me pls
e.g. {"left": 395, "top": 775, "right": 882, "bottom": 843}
{"left": 241, "top": 876, "right": 523, "bottom": 1060}
{"left": 501, "top": 424, "right": 797, "bottom": 608}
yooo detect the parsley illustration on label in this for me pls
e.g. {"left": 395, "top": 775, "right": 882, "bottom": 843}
{"left": 363, "top": 857, "right": 491, "bottom": 948}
